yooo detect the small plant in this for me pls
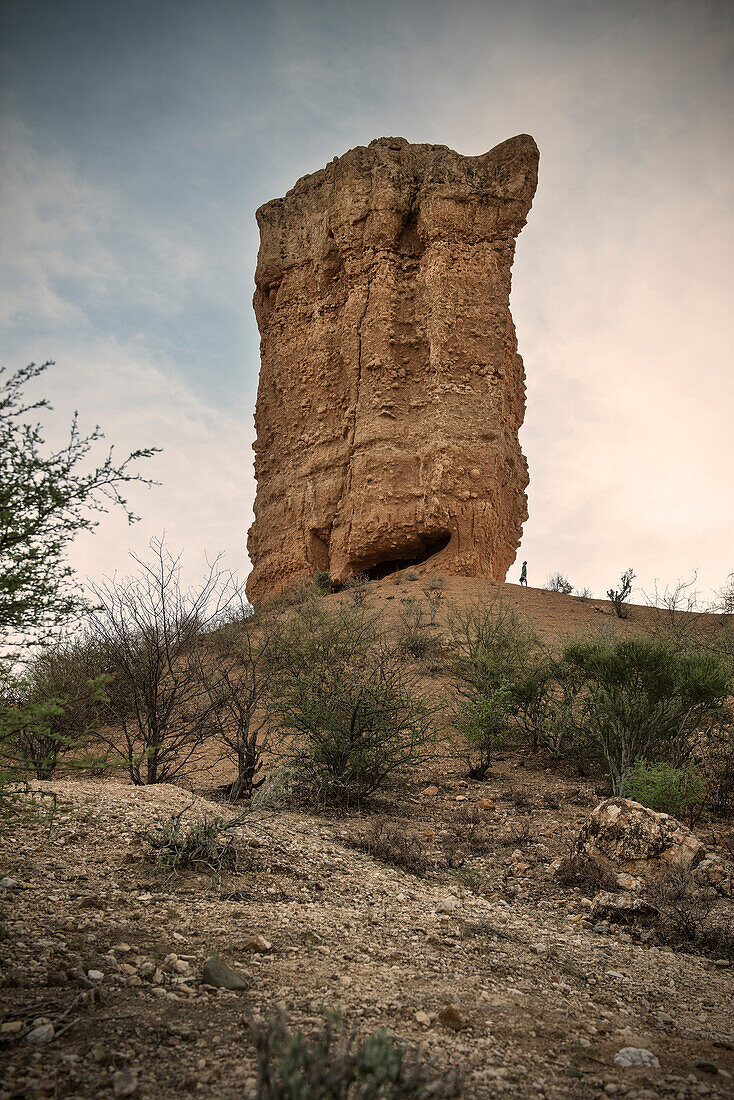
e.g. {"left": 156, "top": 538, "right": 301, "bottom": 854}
{"left": 553, "top": 851, "right": 617, "bottom": 895}
{"left": 395, "top": 598, "right": 437, "bottom": 660}
{"left": 345, "top": 573, "right": 370, "bottom": 606}
{"left": 405, "top": 569, "right": 419, "bottom": 582}
{"left": 625, "top": 760, "right": 706, "bottom": 826}
{"left": 545, "top": 573, "right": 574, "bottom": 595}
{"left": 251, "top": 1013, "right": 460, "bottom": 1098}
{"left": 312, "top": 569, "right": 333, "bottom": 595}
{"left": 143, "top": 808, "right": 243, "bottom": 875}
{"left": 577, "top": 587, "right": 593, "bottom": 601}
{"left": 607, "top": 568, "right": 635, "bottom": 619}
{"left": 647, "top": 869, "right": 734, "bottom": 959}
{"left": 422, "top": 584, "right": 444, "bottom": 625}
{"left": 346, "top": 818, "right": 429, "bottom": 876}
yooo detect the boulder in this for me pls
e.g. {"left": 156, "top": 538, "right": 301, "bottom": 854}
{"left": 246, "top": 135, "right": 539, "bottom": 601}
{"left": 575, "top": 798, "right": 706, "bottom": 881}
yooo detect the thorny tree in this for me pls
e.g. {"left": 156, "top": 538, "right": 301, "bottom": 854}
{"left": 190, "top": 600, "right": 285, "bottom": 799}
{"left": 0, "top": 361, "right": 156, "bottom": 652}
{"left": 88, "top": 539, "right": 240, "bottom": 785}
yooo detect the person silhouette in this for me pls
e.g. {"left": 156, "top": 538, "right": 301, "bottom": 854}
{"left": 519, "top": 561, "right": 528, "bottom": 586}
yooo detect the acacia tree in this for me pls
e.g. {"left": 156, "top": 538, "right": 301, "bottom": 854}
{"left": 190, "top": 602, "right": 284, "bottom": 799}
{"left": 0, "top": 361, "right": 157, "bottom": 650}
{"left": 89, "top": 539, "right": 240, "bottom": 785}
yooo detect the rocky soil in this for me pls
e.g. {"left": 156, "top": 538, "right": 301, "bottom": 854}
{"left": 2, "top": 749, "right": 733, "bottom": 1099}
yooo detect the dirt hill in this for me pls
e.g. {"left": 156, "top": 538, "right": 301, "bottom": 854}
{"left": 1, "top": 581, "right": 732, "bottom": 1100}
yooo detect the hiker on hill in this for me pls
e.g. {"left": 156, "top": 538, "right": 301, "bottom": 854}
{"left": 519, "top": 561, "right": 528, "bottom": 586}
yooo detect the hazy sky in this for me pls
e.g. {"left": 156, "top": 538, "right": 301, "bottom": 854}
{"left": 2, "top": 0, "right": 732, "bottom": 603}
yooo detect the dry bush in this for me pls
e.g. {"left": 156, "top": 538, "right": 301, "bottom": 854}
{"left": 346, "top": 817, "right": 429, "bottom": 877}
{"left": 553, "top": 852, "right": 617, "bottom": 895}
{"left": 647, "top": 869, "right": 734, "bottom": 958}
{"left": 143, "top": 807, "right": 244, "bottom": 875}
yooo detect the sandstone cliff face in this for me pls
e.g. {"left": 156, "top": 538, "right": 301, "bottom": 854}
{"left": 247, "top": 135, "right": 539, "bottom": 601}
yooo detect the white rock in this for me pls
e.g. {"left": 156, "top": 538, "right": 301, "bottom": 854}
{"left": 614, "top": 1047, "right": 660, "bottom": 1068}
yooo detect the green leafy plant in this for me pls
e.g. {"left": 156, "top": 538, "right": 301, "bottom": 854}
{"left": 559, "top": 637, "right": 732, "bottom": 794}
{"left": 607, "top": 567, "right": 635, "bottom": 619}
{"left": 625, "top": 760, "right": 707, "bottom": 825}
{"left": 251, "top": 1013, "right": 460, "bottom": 1098}
{"left": 271, "top": 601, "right": 436, "bottom": 804}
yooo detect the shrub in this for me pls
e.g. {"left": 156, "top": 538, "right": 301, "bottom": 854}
{"left": 143, "top": 809, "right": 242, "bottom": 874}
{"left": 88, "top": 538, "right": 243, "bottom": 785}
{"left": 607, "top": 568, "right": 635, "bottom": 619}
{"left": 190, "top": 604, "right": 284, "bottom": 799}
{"left": 346, "top": 818, "right": 429, "bottom": 876}
{"left": 345, "top": 573, "right": 370, "bottom": 606}
{"left": 545, "top": 573, "right": 573, "bottom": 595}
{"left": 312, "top": 569, "right": 332, "bottom": 595}
{"left": 251, "top": 1013, "right": 460, "bottom": 1099}
{"left": 647, "top": 869, "right": 734, "bottom": 959}
{"left": 625, "top": 760, "right": 706, "bottom": 825}
{"left": 422, "top": 582, "right": 445, "bottom": 625}
{"left": 1, "top": 637, "right": 109, "bottom": 780}
{"left": 271, "top": 602, "right": 436, "bottom": 804}
{"left": 559, "top": 636, "right": 732, "bottom": 794}
{"left": 395, "top": 598, "right": 437, "bottom": 660}
{"left": 447, "top": 599, "right": 540, "bottom": 779}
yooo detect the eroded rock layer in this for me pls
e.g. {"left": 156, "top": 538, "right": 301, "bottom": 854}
{"left": 247, "top": 135, "right": 539, "bottom": 600}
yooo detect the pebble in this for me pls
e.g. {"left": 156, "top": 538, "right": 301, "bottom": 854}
{"left": 614, "top": 1047, "right": 660, "bottom": 1069}
{"left": 437, "top": 897, "right": 457, "bottom": 914}
{"left": 201, "top": 956, "right": 248, "bottom": 990}
{"left": 244, "top": 935, "right": 272, "bottom": 953}
{"left": 437, "top": 1005, "right": 465, "bottom": 1031}
{"left": 414, "top": 1010, "right": 431, "bottom": 1026}
{"left": 27, "top": 1024, "right": 54, "bottom": 1044}
{"left": 87, "top": 970, "right": 104, "bottom": 981}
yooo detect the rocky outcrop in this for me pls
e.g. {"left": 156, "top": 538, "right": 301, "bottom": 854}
{"left": 575, "top": 798, "right": 705, "bottom": 879}
{"left": 246, "top": 135, "right": 539, "bottom": 601}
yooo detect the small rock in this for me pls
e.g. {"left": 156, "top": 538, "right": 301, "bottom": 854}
{"left": 614, "top": 1047, "right": 660, "bottom": 1069}
{"left": 112, "top": 1068, "right": 139, "bottom": 1097}
{"left": 414, "top": 1010, "right": 431, "bottom": 1026}
{"left": 695, "top": 1061, "right": 719, "bottom": 1075}
{"left": 46, "top": 968, "right": 68, "bottom": 986}
{"left": 713, "top": 958, "right": 730, "bottom": 968}
{"left": 437, "top": 897, "right": 457, "bottom": 914}
{"left": 1, "top": 1020, "right": 23, "bottom": 1035}
{"left": 421, "top": 786, "right": 439, "bottom": 798}
{"left": 87, "top": 970, "right": 104, "bottom": 982}
{"left": 437, "top": 1005, "right": 465, "bottom": 1031}
{"left": 27, "top": 1023, "right": 54, "bottom": 1044}
{"left": 201, "top": 956, "right": 248, "bottom": 991}
{"left": 244, "top": 935, "right": 272, "bottom": 954}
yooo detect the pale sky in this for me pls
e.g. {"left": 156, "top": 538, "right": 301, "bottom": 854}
{"left": 2, "top": 0, "right": 732, "bottom": 604}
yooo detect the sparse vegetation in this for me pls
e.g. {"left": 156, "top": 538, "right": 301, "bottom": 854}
{"left": 271, "top": 601, "right": 437, "bottom": 804}
{"left": 607, "top": 567, "right": 635, "bottom": 619}
{"left": 143, "top": 807, "right": 242, "bottom": 875}
{"left": 251, "top": 1013, "right": 460, "bottom": 1099}
{"left": 544, "top": 572, "right": 573, "bottom": 595}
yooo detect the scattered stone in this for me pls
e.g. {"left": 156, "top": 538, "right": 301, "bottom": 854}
{"left": 613, "top": 1047, "right": 660, "bottom": 1069}
{"left": 87, "top": 970, "right": 104, "bottom": 982}
{"left": 244, "top": 935, "right": 272, "bottom": 953}
{"left": 46, "top": 968, "right": 68, "bottom": 986}
{"left": 695, "top": 1061, "right": 719, "bottom": 1075}
{"left": 422, "top": 786, "right": 439, "bottom": 798}
{"left": 112, "top": 1068, "right": 139, "bottom": 1097}
{"left": 201, "top": 956, "right": 248, "bottom": 991}
{"left": 414, "top": 1010, "right": 431, "bottom": 1026}
{"left": 437, "top": 1005, "right": 465, "bottom": 1031}
{"left": 27, "top": 1023, "right": 54, "bottom": 1044}
{"left": 437, "top": 897, "right": 457, "bottom": 914}
{"left": 1, "top": 1020, "right": 23, "bottom": 1035}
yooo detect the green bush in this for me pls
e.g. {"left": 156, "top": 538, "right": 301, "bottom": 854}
{"left": 447, "top": 599, "right": 541, "bottom": 778}
{"left": 312, "top": 569, "right": 333, "bottom": 595}
{"left": 271, "top": 602, "right": 436, "bottom": 804}
{"left": 252, "top": 1013, "right": 460, "bottom": 1098}
{"left": 625, "top": 760, "right": 706, "bottom": 825}
{"left": 559, "top": 637, "right": 732, "bottom": 794}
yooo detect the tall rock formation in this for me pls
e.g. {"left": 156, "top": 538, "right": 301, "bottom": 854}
{"left": 246, "top": 134, "right": 539, "bottom": 601}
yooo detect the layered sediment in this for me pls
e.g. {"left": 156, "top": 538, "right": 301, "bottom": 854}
{"left": 246, "top": 134, "right": 539, "bottom": 601}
